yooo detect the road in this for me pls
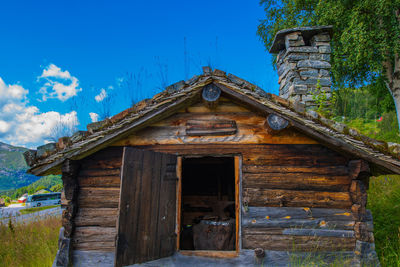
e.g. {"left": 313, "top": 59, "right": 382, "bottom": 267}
{"left": 0, "top": 205, "right": 62, "bottom": 224}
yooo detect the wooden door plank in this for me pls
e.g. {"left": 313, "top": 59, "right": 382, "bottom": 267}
{"left": 115, "top": 148, "right": 177, "bottom": 267}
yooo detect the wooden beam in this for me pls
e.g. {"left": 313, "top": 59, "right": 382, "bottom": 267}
{"left": 176, "top": 156, "right": 182, "bottom": 251}
{"left": 234, "top": 156, "right": 240, "bottom": 253}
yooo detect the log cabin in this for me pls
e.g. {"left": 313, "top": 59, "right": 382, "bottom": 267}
{"left": 24, "top": 26, "right": 398, "bottom": 266}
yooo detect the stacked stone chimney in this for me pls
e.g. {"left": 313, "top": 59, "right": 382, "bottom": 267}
{"left": 269, "top": 26, "right": 333, "bottom": 110}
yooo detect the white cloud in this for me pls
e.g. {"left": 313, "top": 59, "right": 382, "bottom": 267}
{"left": 95, "top": 88, "right": 107, "bottom": 102}
{"left": 0, "top": 77, "right": 79, "bottom": 148}
{"left": 0, "top": 120, "right": 10, "bottom": 133}
{"left": 89, "top": 112, "right": 99, "bottom": 123}
{"left": 40, "top": 64, "right": 72, "bottom": 79}
{"left": 38, "top": 64, "right": 82, "bottom": 102}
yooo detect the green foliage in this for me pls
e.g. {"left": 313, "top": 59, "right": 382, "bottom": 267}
{"left": 257, "top": 0, "right": 400, "bottom": 88}
{"left": 368, "top": 175, "right": 400, "bottom": 266}
{"left": 50, "top": 184, "right": 63, "bottom": 192}
{"left": 311, "top": 80, "right": 337, "bottom": 117}
{"left": 330, "top": 83, "right": 400, "bottom": 143}
{"left": 1, "top": 175, "right": 62, "bottom": 200}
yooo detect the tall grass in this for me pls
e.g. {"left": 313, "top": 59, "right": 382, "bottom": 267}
{"left": 368, "top": 175, "right": 400, "bottom": 267}
{"left": 0, "top": 216, "right": 60, "bottom": 267}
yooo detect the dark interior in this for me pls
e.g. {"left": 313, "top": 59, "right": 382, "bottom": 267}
{"left": 180, "top": 157, "right": 236, "bottom": 251}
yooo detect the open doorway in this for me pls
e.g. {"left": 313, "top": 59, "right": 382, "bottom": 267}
{"left": 179, "top": 157, "right": 237, "bottom": 252}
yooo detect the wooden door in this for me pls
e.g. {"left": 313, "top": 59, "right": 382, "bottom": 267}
{"left": 115, "top": 147, "right": 177, "bottom": 266}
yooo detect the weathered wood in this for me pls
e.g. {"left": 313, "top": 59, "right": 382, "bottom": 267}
{"left": 243, "top": 188, "right": 352, "bottom": 208}
{"left": 80, "top": 157, "right": 122, "bottom": 170}
{"left": 265, "top": 113, "right": 289, "bottom": 132}
{"left": 243, "top": 228, "right": 356, "bottom": 251}
{"left": 179, "top": 251, "right": 238, "bottom": 258}
{"left": 78, "top": 175, "right": 121, "bottom": 188}
{"left": 282, "top": 229, "right": 354, "bottom": 238}
{"left": 243, "top": 173, "right": 350, "bottom": 191}
{"left": 242, "top": 233, "right": 356, "bottom": 251}
{"left": 244, "top": 207, "right": 355, "bottom": 221}
{"left": 243, "top": 218, "right": 355, "bottom": 230}
{"left": 74, "top": 208, "right": 118, "bottom": 227}
{"left": 23, "top": 149, "right": 37, "bottom": 167}
{"left": 78, "top": 187, "right": 120, "bottom": 208}
{"left": 202, "top": 83, "right": 221, "bottom": 109}
{"left": 78, "top": 168, "right": 120, "bottom": 177}
{"left": 354, "top": 222, "right": 374, "bottom": 243}
{"left": 115, "top": 148, "right": 177, "bottom": 267}
{"left": 243, "top": 165, "right": 349, "bottom": 175}
{"left": 350, "top": 180, "right": 367, "bottom": 206}
{"left": 348, "top": 160, "right": 370, "bottom": 180}
{"left": 73, "top": 226, "right": 117, "bottom": 243}
{"left": 73, "top": 242, "right": 116, "bottom": 252}
{"left": 186, "top": 119, "right": 237, "bottom": 136}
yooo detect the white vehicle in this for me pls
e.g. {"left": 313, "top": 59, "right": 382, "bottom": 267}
{"left": 25, "top": 192, "right": 61, "bottom": 208}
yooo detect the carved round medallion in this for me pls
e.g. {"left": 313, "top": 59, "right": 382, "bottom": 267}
{"left": 267, "top": 114, "right": 289, "bottom": 131}
{"left": 202, "top": 84, "right": 221, "bottom": 102}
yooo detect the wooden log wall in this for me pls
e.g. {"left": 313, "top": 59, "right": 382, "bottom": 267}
{"left": 138, "top": 143, "right": 355, "bottom": 251}
{"left": 64, "top": 98, "right": 371, "bottom": 253}
{"left": 71, "top": 147, "right": 123, "bottom": 252}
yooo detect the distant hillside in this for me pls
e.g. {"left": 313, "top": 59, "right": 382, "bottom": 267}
{"left": 0, "top": 141, "right": 41, "bottom": 191}
{"left": 2, "top": 175, "right": 62, "bottom": 199}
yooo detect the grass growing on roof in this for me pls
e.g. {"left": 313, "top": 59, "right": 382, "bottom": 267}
{"left": 0, "top": 216, "right": 60, "bottom": 267}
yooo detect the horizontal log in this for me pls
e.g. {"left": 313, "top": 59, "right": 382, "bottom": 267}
{"left": 244, "top": 188, "right": 352, "bottom": 208}
{"left": 72, "top": 226, "right": 116, "bottom": 244}
{"left": 243, "top": 173, "right": 350, "bottom": 191}
{"left": 282, "top": 229, "right": 354, "bottom": 238}
{"left": 242, "top": 218, "right": 355, "bottom": 230}
{"left": 78, "top": 168, "right": 120, "bottom": 177}
{"left": 243, "top": 229, "right": 356, "bottom": 251}
{"left": 74, "top": 208, "right": 118, "bottom": 227}
{"left": 186, "top": 119, "right": 237, "bottom": 136}
{"left": 243, "top": 207, "right": 356, "bottom": 221}
{"left": 78, "top": 176, "right": 121, "bottom": 188}
{"left": 78, "top": 187, "right": 120, "bottom": 208}
{"left": 72, "top": 241, "right": 115, "bottom": 252}
{"left": 80, "top": 157, "right": 122, "bottom": 170}
{"left": 243, "top": 165, "right": 349, "bottom": 176}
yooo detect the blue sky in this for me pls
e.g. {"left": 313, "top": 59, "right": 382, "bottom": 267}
{"left": 0, "top": 0, "right": 278, "bottom": 148}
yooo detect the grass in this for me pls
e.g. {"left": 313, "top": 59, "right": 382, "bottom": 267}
{"left": 19, "top": 205, "right": 60, "bottom": 215}
{"left": 368, "top": 175, "right": 400, "bottom": 267}
{"left": 0, "top": 216, "right": 60, "bottom": 267}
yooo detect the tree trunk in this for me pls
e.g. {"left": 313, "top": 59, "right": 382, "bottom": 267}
{"left": 384, "top": 8, "right": 400, "bottom": 132}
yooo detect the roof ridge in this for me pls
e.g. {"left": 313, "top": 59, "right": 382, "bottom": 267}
{"left": 24, "top": 67, "right": 400, "bottom": 175}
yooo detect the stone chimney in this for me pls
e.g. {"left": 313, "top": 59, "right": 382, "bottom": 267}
{"left": 270, "top": 26, "right": 333, "bottom": 110}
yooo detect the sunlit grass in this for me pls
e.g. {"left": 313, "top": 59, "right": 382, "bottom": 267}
{"left": 0, "top": 216, "right": 60, "bottom": 267}
{"left": 368, "top": 175, "right": 400, "bottom": 267}
{"left": 20, "top": 205, "right": 59, "bottom": 215}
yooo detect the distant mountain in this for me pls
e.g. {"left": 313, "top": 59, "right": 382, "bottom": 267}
{"left": 0, "top": 141, "right": 40, "bottom": 191}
